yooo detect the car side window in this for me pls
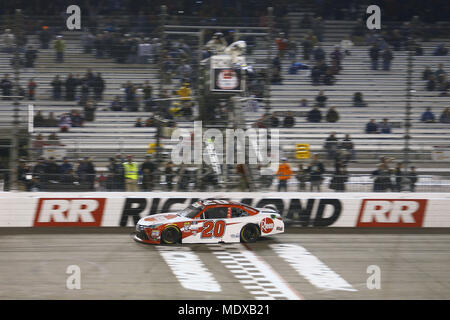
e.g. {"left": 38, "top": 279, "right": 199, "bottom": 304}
{"left": 231, "top": 207, "right": 249, "bottom": 218}
{"left": 203, "top": 207, "right": 228, "bottom": 219}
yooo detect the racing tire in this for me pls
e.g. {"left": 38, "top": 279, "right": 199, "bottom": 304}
{"left": 161, "top": 226, "right": 182, "bottom": 245}
{"left": 240, "top": 224, "right": 260, "bottom": 243}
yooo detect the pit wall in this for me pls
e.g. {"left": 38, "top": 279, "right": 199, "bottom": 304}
{"left": 0, "top": 192, "right": 449, "bottom": 228}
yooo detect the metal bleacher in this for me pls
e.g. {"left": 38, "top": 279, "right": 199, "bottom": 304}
{"left": 0, "top": 12, "right": 449, "bottom": 177}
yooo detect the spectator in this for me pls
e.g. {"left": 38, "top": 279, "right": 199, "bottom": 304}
{"left": 39, "top": 26, "right": 51, "bottom": 49}
{"left": 369, "top": 43, "right": 380, "bottom": 70}
{"left": 106, "top": 157, "right": 125, "bottom": 191}
{"left": 77, "top": 157, "right": 96, "bottom": 190}
{"left": 330, "top": 163, "right": 348, "bottom": 192}
{"left": 65, "top": 74, "right": 77, "bottom": 101}
{"left": 51, "top": 75, "right": 63, "bottom": 100}
{"left": 276, "top": 157, "right": 292, "bottom": 192}
{"left": 123, "top": 154, "right": 140, "bottom": 192}
{"left": 58, "top": 113, "right": 72, "bottom": 132}
{"left": 422, "top": 66, "right": 433, "bottom": 80}
{"left": 271, "top": 67, "right": 283, "bottom": 84}
{"left": 313, "top": 44, "right": 325, "bottom": 62}
{"left": 1, "top": 29, "right": 15, "bottom": 53}
{"left": 439, "top": 75, "right": 449, "bottom": 96}
{"left": 60, "top": 157, "right": 73, "bottom": 177}
{"left": 353, "top": 92, "right": 367, "bottom": 107}
{"left": 440, "top": 108, "right": 450, "bottom": 123}
{"left": 47, "top": 132, "right": 60, "bottom": 146}
{"left": 394, "top": 162, "right": 404, "bottom": 192}
{"left": 408, "top": 166, "right": 418, "bottom": 192}
{"left": 324, "top": 132, "right": 338, "bottom": 160}
{"left": 45, "top": 112, "right": 58, "bottom": 127}
{"left": 330, "top": 45, "right": 343, "bottom": 71}
{"left": 435, "top": 64, "right": 446, "bottom": 79}
{"left": 84, "top": 101, "right": 96, "bottom": 122}
{"left": 24, "top": 46, "right": 37, "bottom": 68}
{"left": 165, "top": 161, "right": 174, "bottom": 191}
{"left": 371, "top": 163, "right": 392, "bottom": 192}
{"left": 70, "top": 110, "right": 83, "bottom": 127}
{"left": 33, "top": 134, "right": 45, "bottom": 158}
{"left": 326, "top": 106, "right": 339, "bottom": 122}
{"left": 275, "top": 33, "right": 289, "bottom": 58}
{"left": 32, "top": 158, "right": 47, "bottom": 185}
{"left": 382, "top": 46, "right": 394, "bottom": 70}
{"left": 340, "top": 36, "right": 353, "bottom": 56}
{"left": 17, "top": 160, "right": 32, "bottom": 191}
{"left": 27, "top": 78, "right": 37, "bottom": 100}
{"left": 299, "top": 99, "right": 309, "bottom": 109}
{"left": 135, "top": 118, "right": 143, "bottom": 127}
{"left": 54, "top": 35, "right": 65, "bottom": 63}
{"left": 283, "top": 112, "right": 295, "bottom": 128}
{"left": 308, "top": 154, "right": 325, "bottom": 192}
{"left": 110, "top": 96, "right": 122, "bottom": 111}
{"left": 366, "top": 119, "right": 378, "bottom": 133}
{"left": 1, "top": 74, "right": 13, "bottom": 100}
{"left": 270, "top": 114, "right": 279, "bottom": 128}
{"left": 302, "top": 32, "right": 317, "bottom": 60}
{"left": 295, "top": 164, "right": 308, "bottom": 191}
{"left": 311, "top": 63, "right": 321, "bottom": 85}
{"left": 312, "top": 17, "right": 324, "bottom": 42}
{"left": 421, "top": 107, "right": 435, "bottom": 123}
{"left": 323, "top": 68, "right": 336, "bottom": 85}
{"left": 315, "top": 90, "right": 328, "bottom": 108}
{"left": 307, "top": 106, "right": 322, "bottom": 123}
{"left": 45, "top": 157, "right": 61, "bottom": 183}
{"left": 93, "top": 73, "right": 105, "bottom": 100}
{"left": 341, "top": 134, "right": 355, "bottom": 161}
{"left": 433, "top": 44, "right": 448, "bottom": 56}
{"left": 379, "top": 118, "right": 393, "bottom": 133}
{"left": 34, "top": 110, "right": 45, "bottom": 127}
{"left": 426, "top": 74, "right": 436, "bottom": 91}
{"left": 140, "top": 155, "right": 156, "bottom": 191}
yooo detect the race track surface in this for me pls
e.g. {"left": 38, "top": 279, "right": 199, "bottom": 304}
{"left": 0, "top": 228, "right": 449, "bottom": 300}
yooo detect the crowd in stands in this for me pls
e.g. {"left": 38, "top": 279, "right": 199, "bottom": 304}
{"left": 423, "top": 64, "right": 448, "bottom": 96}
{"left": 371, "top": 157, "right": 418, "bottom": 192}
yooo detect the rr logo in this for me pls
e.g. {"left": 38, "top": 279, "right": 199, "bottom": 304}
{"left": 66, "top": 5, "right": 81, "bottom": 30}
{"left": 366, "top": 5, "right": 381, "bottom": 30}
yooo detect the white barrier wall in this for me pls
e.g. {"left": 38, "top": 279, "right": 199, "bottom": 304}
{"left": 0, "top": 192, "right": 449, "bottom": 228}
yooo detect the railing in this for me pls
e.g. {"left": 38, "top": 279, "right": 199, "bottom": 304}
{"left": 2, "top": 168, "right": 450, "bottom": 193}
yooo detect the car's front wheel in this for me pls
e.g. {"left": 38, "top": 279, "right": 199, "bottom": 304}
{"left": 240, "top": 224, "right": 260, "bottom": 243}
{"left": 161, "top": 226, "right": 182, "bottom": 245}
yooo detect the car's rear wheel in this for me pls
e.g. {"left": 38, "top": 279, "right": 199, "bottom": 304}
{"left": 240, "top": 224, "right": 260, "bottom": 243}
{"left": 161, "top": 226, "right": 181, "bottom": 245}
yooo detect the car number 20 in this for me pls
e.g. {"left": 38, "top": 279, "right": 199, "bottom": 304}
{"left": 201, "top": 220, "right": 226, "bottom": 238}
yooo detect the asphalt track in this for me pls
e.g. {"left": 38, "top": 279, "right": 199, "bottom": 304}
{"left": 0, "top": 228, "right": 449, "bottom": 300}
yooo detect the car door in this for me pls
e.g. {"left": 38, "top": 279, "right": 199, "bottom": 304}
{"left": 196, "top": 206, "right": 228, "bottom": 243}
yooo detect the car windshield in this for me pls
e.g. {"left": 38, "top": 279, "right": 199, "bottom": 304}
{"left": 178, "top": 203, "right": 204, "bottom": 218}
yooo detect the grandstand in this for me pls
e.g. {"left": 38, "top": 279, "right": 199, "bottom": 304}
{"left": 0, "top": 2, "right": 449, "bottom": 192}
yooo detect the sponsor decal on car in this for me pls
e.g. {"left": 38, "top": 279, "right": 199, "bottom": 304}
{"left": 183, "top": 222, "right": 191, "bottom": 231}
{"left": 260, "top": 217, "right": 274, "bottom": 233}
{"left": 34, "top": 198, "right": 106, "bottom": 227}
{"left": 357, "top": 199, "right": 427, "bottom": 227}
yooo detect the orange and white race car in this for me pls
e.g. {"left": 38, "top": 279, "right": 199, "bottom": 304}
{"left": 134, "top": 199, "right": 284, "bottom": 244}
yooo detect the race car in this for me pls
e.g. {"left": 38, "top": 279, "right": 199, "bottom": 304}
{"left": 134, "top": 199, "right": 284, "bottom": 244}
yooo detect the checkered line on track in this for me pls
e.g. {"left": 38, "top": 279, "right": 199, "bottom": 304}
{"left": 208, "top": 243, "right": 302, "bottom": 300}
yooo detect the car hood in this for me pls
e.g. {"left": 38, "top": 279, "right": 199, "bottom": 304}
{"left": 137, "top": 212, "right": 188, "bottom": 226}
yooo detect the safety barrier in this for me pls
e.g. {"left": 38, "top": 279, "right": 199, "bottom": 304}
{"left": 0, "top": 192, "right": 449, "bottom": 228}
